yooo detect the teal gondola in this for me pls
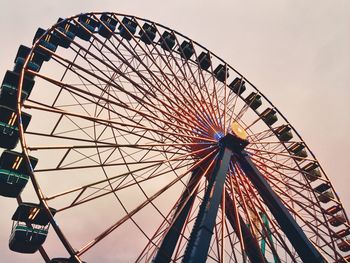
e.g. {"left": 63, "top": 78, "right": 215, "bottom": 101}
{"left": 98, "top": 13, "right": 117, "bottom": 39}
{"left": 0, "top": 70, "right": 35, "bottom": 108}
{"left": 33, "top": 28, "right": 59, "bottom": 61}
{"left": 0, "top": 150, "right": 38, "bottom": 198}
{"left": 55, "top": 18, "right": 77, "bottom": 48}
{"left": 76, "top": 14, "right": 99, "bottom": 41}
{"left": 119, "top": 17, "right": 137, "bottom": 40}
{"left": 0, "top": 105, "right": 31, "bottom": 149}
{"left": 9, "top": 203, "right": 56, "bottom": 254}
{"left": 13, "top": 45, "right": 44, "bottom": 77}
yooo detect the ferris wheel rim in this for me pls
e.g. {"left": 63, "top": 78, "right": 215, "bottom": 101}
{"left": 9, "top": 11, "right": 349, "bottom": 262}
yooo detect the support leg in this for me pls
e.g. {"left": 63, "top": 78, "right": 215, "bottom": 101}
{"left": 236, "top": 150, "right": 324, "bottom": 263}
{"left": 182, "top": 147, "right": 232, "bottom": 263}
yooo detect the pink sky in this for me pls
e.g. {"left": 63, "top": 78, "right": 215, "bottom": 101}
{"left": 0, "top": 1, "right": 349, "bottom": 262}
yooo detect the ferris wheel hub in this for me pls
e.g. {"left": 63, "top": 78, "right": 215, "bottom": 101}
{"left": 219, "top": 133, "right": 249, "bottom": 152}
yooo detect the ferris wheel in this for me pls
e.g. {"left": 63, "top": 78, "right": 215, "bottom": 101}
{"left": 0, "top": 11, "right": 349, "bottom": 263}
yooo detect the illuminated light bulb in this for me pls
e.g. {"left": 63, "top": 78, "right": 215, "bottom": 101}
{"left": 28, "top": 207, "right": 40, "bottom": 220}
{"left": 231, "top": 122, "right": 248, "bottom": 140}
{"left": 213, "top": 131, "right": 224, "bottom": 141}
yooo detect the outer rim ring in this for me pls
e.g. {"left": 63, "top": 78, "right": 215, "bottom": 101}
{"left": 14, "top": 11, "right": 349, "bottom": 262}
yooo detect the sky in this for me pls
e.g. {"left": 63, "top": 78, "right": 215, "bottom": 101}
{"left": 0, "top": 0, "right": 349, "bottom": 262}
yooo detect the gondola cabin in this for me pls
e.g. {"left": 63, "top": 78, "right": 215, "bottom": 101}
{"left": 337, "top": 238, "right": 350, "bottom": 252}
{"left": 245, "top": 92, "right": 262, "bottom": 110}
{"left": 0, "top": 105, "right": 31, "bottom": 149}
{"left": 0, "top": 70, "right": 35, "bottom": 108}
{"left": 0, "top": 150, "right": 38, "bottom": 198}
{"left": 160, "top": 31, "right": 176, "bottom": 51}
{"left": 197, "top": 52, "right": 211, "bottom": 70}
{"left": 214, "top": 64, "right": 229, "bottom": 82}
{"left": 302, "top": 162, "right": 322, "bottom": 182}
{"left": 33, "top": 28, "right": 59, "bottom": 61}
{"left": 118, "top": 17, "right": 137, "bottom": 40}
{"left": 13, "top": 45, "right": 44, "bottom": 77}
{"left": 77, "top": 14, "right": 99, "bottom": 41}
{"left": 139, "top": 23, "right": 156, "bottom": 44}
{"left": 275, "top": 125, "right": 293, "bottom": 142}
{"left": 228, "top": 78, "right": 246, "bottom": 95}
{"left": 260, "top": 108, "right": 278, "bottom": 126}
{"left": 9, "top": 203, "right": 56, "bottom": 254}
{"left": 288, "top": 142, "right": 308, "bottom": 160}
{"left": 329, "top": 213, "right": 347, "bottom": 227}
{"left": 98, "top": 13, "right": 118, "bottom": 39}
{"left": 178, "top": 41, "right": 194, "bottom": 60}
{"left": 55, "top": 18, "right": 77, "bottom": 49}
